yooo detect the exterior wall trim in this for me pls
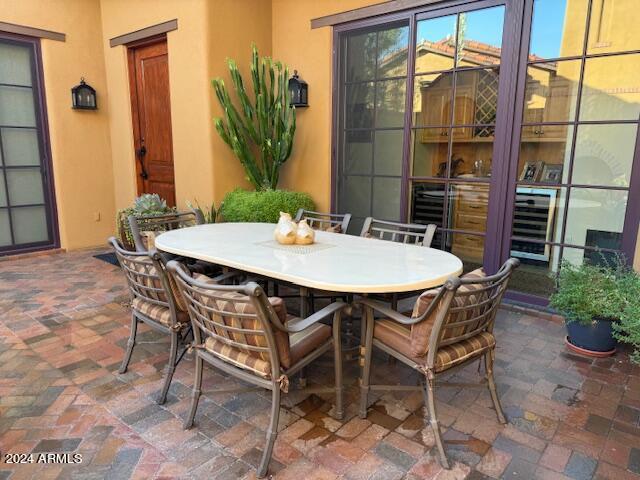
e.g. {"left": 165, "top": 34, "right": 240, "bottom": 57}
{"left": 109, "top": 19, "right": 177, "bottom": 48}
{"left": 0, "top": 21, "right": 65, "bottom": 42}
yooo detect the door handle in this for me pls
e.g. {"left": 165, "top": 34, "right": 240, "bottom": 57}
{"left": 136, "top": 141, "right": 148, "bottom": 179}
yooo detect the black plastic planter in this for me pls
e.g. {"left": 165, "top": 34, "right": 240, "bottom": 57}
{"left": 565, "top": 318, "right": 617, "bottom": 357}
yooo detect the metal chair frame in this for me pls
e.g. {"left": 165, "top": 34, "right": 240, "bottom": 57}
{"left": 358, "top": 258, "right": 519, "bottom": 469}
{"left": 360, "top": 217, "right": 437, "bottom": 248}
{"left": 109, "top": 237, "right": 191, "bottom": 405}
{"left": 293, "top": 208, "right": 352, "bottom": 233}
{"left": 129, "top": 211, "right": 199, "bottom": 253}
{"left": 168, "top": 260, "right": 346, "bottom": 478}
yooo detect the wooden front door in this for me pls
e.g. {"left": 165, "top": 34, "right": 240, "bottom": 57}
{"left": 128, "top": 37, "right": 176, "bottom": 206}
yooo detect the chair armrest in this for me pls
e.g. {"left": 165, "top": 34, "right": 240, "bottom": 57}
{"left": 281, "top": 301, "right": 348, "bottom": 333}
{"left": 357, "top": 298, "right": 421, "bottom": 326}
{"left": 211, "top": 270, "right": 243, "bottom": 284}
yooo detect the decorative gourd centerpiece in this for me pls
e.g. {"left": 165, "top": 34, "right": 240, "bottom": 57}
{"left": 274, "top": 212, "right": 316, "bottom": 245}
{"left": 274, "top": 212, "right": 297, "bottom": 245}
{"left": 295, "top": 219, "right": 315, "bottom": 245}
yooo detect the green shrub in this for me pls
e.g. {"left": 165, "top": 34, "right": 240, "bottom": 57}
{"left": 549, "top": 258, "right": 627, "bottom": 326}
{"left": 612, "top": 269, "right": 640, "bottom": 364}
{"left": 220, "top": 189, "right": 314, "bottom": 223}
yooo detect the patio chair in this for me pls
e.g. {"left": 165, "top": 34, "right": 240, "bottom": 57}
{"left": 129, "top": 211, "right": 199, "bottom": 253}
{"left": 360, "top": 217, "right": 438, "bottom": 311}
{"left": 167, "top": 260, "right": 346, "bottom": 478}
{"left": 294, "top": 208, "right": 352, "bottom": 233}
{"left": 109, "top": 236, "right": 194, "bottom": 404}
{"left": 358, "top": 258, "right": 520, "bottom": 469}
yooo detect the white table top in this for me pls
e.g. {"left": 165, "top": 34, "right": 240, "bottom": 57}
{"left": 155, "top": 223, "right": 463, "bottom": 294}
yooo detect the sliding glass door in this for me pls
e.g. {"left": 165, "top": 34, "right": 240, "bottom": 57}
{"left": 333, "top": 0, "right": 640, "bottom": 303}
{"left": 0, "top": 35, "right": 57, "bottom": 255}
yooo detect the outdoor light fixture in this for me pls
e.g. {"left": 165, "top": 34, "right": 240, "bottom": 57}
{"left": 71, "top": 78, "right": 97, "bottom": 110}
{"left": 288, "top": 70, "right": 308, "bottom": 107}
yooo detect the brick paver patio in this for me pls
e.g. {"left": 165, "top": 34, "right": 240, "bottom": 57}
{"left": 1, "top": 249, "right": 639, "bottom": 479}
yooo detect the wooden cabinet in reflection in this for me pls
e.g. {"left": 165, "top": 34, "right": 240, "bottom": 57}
{"left": 450, "top": 184, "right": 488, "bottom": 262}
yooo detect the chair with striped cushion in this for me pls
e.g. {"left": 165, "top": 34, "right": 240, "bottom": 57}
{"left": 358, "top": 258, "right": 519, "bottom": 469}
{"left": 129, "top": 211, "right": 199, "bottom": 253}
{"left": 167, "top": 260, "right": 347, "bottom": 479}
{"left": 294, "top": 208, "right": 351, "bottom": 234}
{"left": 109, "top": 237, "right": 193, "bottom": 405}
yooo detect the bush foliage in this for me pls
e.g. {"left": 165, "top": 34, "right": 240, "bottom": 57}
{"left": 220, "top": 189, "right": 314, "bottom": 223}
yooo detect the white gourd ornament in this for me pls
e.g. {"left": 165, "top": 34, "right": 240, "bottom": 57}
{"left": 274, "top": 212, "right": 297, "bottom": 245}
{"left": 295, "top": 219, "right": 315, "bottom": 245}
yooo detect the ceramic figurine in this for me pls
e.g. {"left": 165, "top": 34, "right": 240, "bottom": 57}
{"left": 274, "top": 212, "right": 297, "bottom": 244}
{"left": 295, "top": 219, "right": 315, "bottom": 245}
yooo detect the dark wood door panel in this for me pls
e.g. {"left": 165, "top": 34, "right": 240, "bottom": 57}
{"left": 128, "top": 37, "right": 176, "bottom": 207}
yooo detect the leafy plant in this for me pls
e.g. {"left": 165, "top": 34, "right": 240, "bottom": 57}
{"left": 116, "top": 194, "right": 173, "bottom": 250}
{"left": 549, "top": 257, "right": 627, "bottom": 326}
{"left": 612, "top": 269, "right": 640, "bottom": 364}
{"left": 220, "top": 188, "right": 314, "bottom": 223}
{"left": 213, "top": 45, "right": 296, "bottom": 191}
{"left": 187, "top": 199, "right": 218, "bottom": 224}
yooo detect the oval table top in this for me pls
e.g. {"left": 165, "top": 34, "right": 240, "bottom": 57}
{"left": 155, "top": 223, "right": 463, "bottom": 294}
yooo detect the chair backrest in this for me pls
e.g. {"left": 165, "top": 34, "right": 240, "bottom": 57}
{"left": 129, "top": 211, "right": 197, "bottom": 252}
{"left": 167, "top": 261, "right": 287, "bottom": 380}
{"left": 108, "top": 236, "right": 182, "bottom": 322}
{"left": 360, "top": 217, "right": 437, "bottom": 247}
{"left": 424, "top": 258, "right": 519, "bottom": 367}
{"left": 294, "top": 209, "right": 351, "bottom": 233}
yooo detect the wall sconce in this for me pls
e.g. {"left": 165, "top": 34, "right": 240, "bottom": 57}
{"left": 71, "top": 78, "right": 97, "bottom": 110}
{"left": 288, "top": 70, "right": 308, "bottom": 107}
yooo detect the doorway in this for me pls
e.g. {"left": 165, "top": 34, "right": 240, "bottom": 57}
{"left": 127, "top": 36, "right": 176, "bottom": 207}
{"left": 0, "top": 34, "right": 59, "bottom": 255}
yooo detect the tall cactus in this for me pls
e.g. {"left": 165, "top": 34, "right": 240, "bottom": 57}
{"left": 213, "top": 45, "right": 296, "bottom": 191}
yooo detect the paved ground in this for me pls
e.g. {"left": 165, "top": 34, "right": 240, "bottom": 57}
{"left": 0, "top": 249, "right": 639, "bottom": 479}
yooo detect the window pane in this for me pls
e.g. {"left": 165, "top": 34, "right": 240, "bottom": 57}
{"left": 374, "top": 130, "right": 403, "bottom": 176}
{"left": 413, "top": 72, "right": 453, "bottom": 127}
{"left": 512, "top": 187, "right": 566, "bottom": 245}
{"left": 580, "top": 53, "right": 640, "bottom": 121}
{"left": 1, "top": 128, "right": 40, "bottom": 166}
{"left": 0, "top": 86, "right": 36, "bottom": 127}
{"left": 411, "top": 129, "right": 449, "bottom": 177}
{"left": 375, "top": 79, "right": 406, "bottom": 128}
{"left": 377, "top": 26, "right": 409, "bottom": 78}
{"left": 415, "top": 15, "right": 457, "bottom": 73}
{"left": 458, "top": 68, "right": 499, "bottom": 127}
{"left": 508, "top": 242, "right": 560, "bottom": 297}
{"left": 346, "top": 32, "right": 376, "bottom": 82}
{"left": 0, "top": 43, "right": 32, "bottom": 86}
{"left": 11, "top": 205, "right": 48, "bottom": 244}
{"left": 411, "top": 182, "right": 446, "bottom": 228}
{"left": 345, "top": 82, "right": 374, "bottom": 129}
{"left": 340, "top": 175, "right": 371, "bottom": 218}
{"left": 572, "top": 124, "right": 636, "bottom": 187}
{"left": 450, "top": 132, "right": 493, "bottom": 178}
{"left": 448, "top": 183, "right": 488, "bottom": 233}
{"left": 0, "top": 209, "right": 11, "bottom": 246}
{"left": 372, "top": 177, "right": 401, "bottom": 221}
{"left": 457, "top": 6, "right": 505, "bottom": 68}
{"left": 524, "top": 61, "right": 580, "bottom": 124}
{"left": 344, "top": 133, "right": 372, "bottom": 175}
{"left": 529, "top": 0, "right": 588, "bottom": 60}
{"left": 517, "top": 126, "right": 573, "bottom": 183}
{"left": 6, "top": 167, "right": 44, "bottom": 206}
{"left": 564, "top": 188, "right": 627, "bottom": 248}
{"left": 450, "top": 231, "right": 485, "bottom": 264}
{"left": 588, "top": 0, "right": 640, "bottom": 54}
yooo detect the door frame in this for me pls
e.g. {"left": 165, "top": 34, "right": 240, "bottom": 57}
{"left": 126, "top": 34, "right": 175, "bottom": 203}
{"left": 0, "top": 31, "right": 59, "bottom": 256}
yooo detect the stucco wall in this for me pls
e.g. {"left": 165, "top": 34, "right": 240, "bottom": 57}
{"left": 0, "top": 0, "right": 116, "bottom": 250}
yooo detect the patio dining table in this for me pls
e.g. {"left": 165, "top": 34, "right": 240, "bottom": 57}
{"left": 154, "top": 222, "right": 463, "bottom": 294}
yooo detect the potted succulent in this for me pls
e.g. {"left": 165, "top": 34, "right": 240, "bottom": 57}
{"left": 549, "top": 259, "right": 626, "bottom": 357}
{"left": 116, "top": 194, "right": 174, "bottom": 250}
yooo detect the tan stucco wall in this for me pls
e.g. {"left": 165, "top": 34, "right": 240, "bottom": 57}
{"left": 271, "top": 0, "right": 380, "bottom": 212}
{"left": 99, "top": 0, "right": 214, "bottom": 212}
{"left": 0, "top": 0, "right": 116, "bottom": 250}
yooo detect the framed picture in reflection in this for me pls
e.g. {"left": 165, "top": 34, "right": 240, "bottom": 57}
{"left": 541, "top": 164, "right": 563, "bottom": 184}
{"left": 519, "top": 161, "right": 544, "bottom": 182}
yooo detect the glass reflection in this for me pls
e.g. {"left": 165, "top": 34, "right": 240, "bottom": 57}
{"left": 345, "top": 82, "right": 374, "bottom": 129}
{"left": 517, "top": 127, "right": 573, "bottom": 184}
{"left": 411, "top": 182, "right": 446, "bottom": 228}
{"left": 456, "top": 6, "right": 505, "bottom": 68}
{"left": 374, "top": 130, "right": 403, "bottom": 176}
{"left": 413, "top": 72, "right": 453, "bottom": 127}
{"left": 375, "top": 79, "right": 406, "bottom": 128}
{"left": 450, "top": 132, "right": 493, "bottom": 178}
{"left": 372, "top": 177, "right": 401, "bottom": 221}
{"left": 411, "top": 129, "right": 449, "bottom": 177}
{"left": 529, "top": 0, "right": 588, "bottom": 60}
{"left": 524, "top": 61, "right": 580, "bottom": 125}
{"left": 588, "top": 0, "right": 640, "bottom": 54}
{"left": 346, "top": 31, "right": 376, "bottom": 82}
{"left": 376, "top": 26, "right": 409, "bottom": 78}
{"left": 415, "top": 15, "right": 457, "bottom": 73}
{"left": 447, "top": 183, "right": 489, "bottom": 232}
